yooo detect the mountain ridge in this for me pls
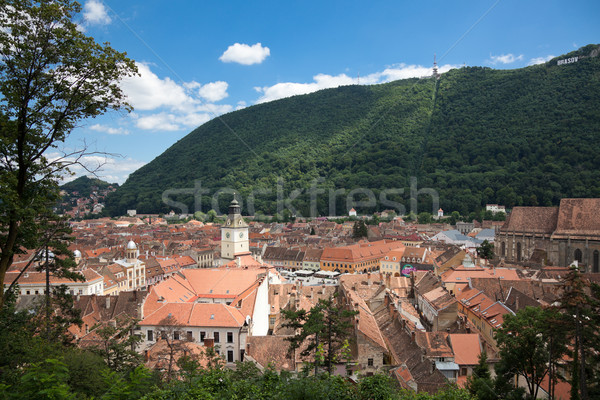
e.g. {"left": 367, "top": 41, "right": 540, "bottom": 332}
{"left": 106, "top": 44, "right": 600, "bottom": 217}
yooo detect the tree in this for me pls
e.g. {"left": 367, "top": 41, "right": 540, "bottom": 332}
{"left": 495, "top": 306, "right": 566, "bottom": 400}
{"left": 476, "top": 240, "right": 495, "bottom": 262}
{"left": 90, "top": 316, "right": 143, "bottom": 373}
{"left": 0, "top": 0, "right": 137, "bottom": 309}
{"left": 557, "top": 266, "right": 600, "bottom": 399}
{"left": 153, "top": 315, "right": 195, "bottom": 381}
{"left": 417, "top": 212, "right": 432, "bottom": 224}
{"left": 281, "top": 295, "right": 357, "bottom": 374}
{"left": 352, "top": 220, "right": 368, "bottom": 238}
{"left": 466, "top": 352, "right": 495, "bottom": 400}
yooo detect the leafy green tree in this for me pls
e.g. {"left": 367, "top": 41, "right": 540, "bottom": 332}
{"left": 90, "top": 316, "right": 143, "bottom": 373}
{"left": 557, "top": 266, "right": 600, "bottom": 399}
{"left": 2, "top": 358, "right": 74, "bottom": 400}
{"left": 476, "top": 240, "right": 495, "bottom": 262}
{"left": 282, "top": 295, "right": 357, "bottom": 374}
{"left": 62, "top": 349, "right": 110, "bottom": 398}
{"left": 495, "top": 306, "right": 566, "bottom": 399}
{"left": 465, "top": 352, "right": 495, "bottom": 400}
{"left": 206, "top": 209, "right": 218, "bottom": 223}
{"left": 417, "top": 212, "right": 432, "bottom": 224}
{"left": 352, "top": 220, "right": 368, "bottom": 238}
{"left": 0, "top": 0, "right": 137, "bottom": 309}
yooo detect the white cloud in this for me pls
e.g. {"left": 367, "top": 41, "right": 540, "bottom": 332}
{"left": 53, "top": 153, "right": 146, "bottom": 185}
{"left": 121, "top": 63, "right": 196, "bottom": 112}
{"left": 120, "top": 64, "right": 234, "bottom": 131}
{"left": 134, "top": 113, "right": 181, "bottom": 131}
{"left": 488, "top": 53, "right": 524, "bottom": 65}
{"left": 198, "top": 81, "right": 229, "bottom": 102}
{"left": 254, "top": 63, "right": 457, "bottom": 103}
{"left": 133, "top": 111, "right": 215, "bottom": 131}
{"left": 83, "top": 0, "right": 111, "bottom": 25}
{"left": 89, "top": 123, "right": 129, "bottom": 135}
{"left": 528, "top": 55, "right": 555, "bottom": 66}
{"left": 219, "top": 43, "right": 270, "bottom": 65}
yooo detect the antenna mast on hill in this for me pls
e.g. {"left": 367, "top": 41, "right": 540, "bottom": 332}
{"left": 357, "top": 72, "right": 360, "bottom": 85}
{"left": 433, "top": 54, "right": 440, "bottom": 80}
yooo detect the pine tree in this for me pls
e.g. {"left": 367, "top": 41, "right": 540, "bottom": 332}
{"left": 281, "top": 294, "right": 357, "bottom": 374}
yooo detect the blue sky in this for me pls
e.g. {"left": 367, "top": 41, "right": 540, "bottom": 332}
{"left": 62, "top": 0, "right": 599, "bottom": 184}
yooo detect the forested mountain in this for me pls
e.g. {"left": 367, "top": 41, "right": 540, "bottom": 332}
{"left": 61, "top": 176, "right": 117, "bottom": 197}
{"left": 106, "top": 44, "right": 600, "bottom": 217}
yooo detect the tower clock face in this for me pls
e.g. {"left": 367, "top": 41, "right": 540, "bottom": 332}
{"left": 239, "top": 232, "right": 244, "bottom": 238}
{"left": 225, "top": 232, "right": 230, "bottom": 238}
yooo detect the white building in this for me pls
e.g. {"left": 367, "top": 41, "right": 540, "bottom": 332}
{"left": 113, "top": 240, "right": 146, "bottom": 291}
{"left": 485, "top": 204, "right": 506, "bottom": 214}
{"left": 137, "top": 302, "right": 248, "bottom": 365}
{"left": 5, "top": 269, "right": 104, "bottom": 296}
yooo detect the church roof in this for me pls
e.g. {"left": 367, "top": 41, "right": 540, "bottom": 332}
{"left": 500, "top": 207, "right": 558, "bottom": 234}
{"left": 553, "top": 198, "right": 600, "bottom": 239}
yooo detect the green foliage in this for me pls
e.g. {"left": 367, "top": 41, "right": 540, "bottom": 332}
{"left": 282, "top": 295, "right": 358, "bottom": 374}
{"left": 89, "top": 316, "right": 144, "bottom": 372}
{"left": 0, "top": 0, "right": 137, "bottom": 308}
{"left": 495, "top": 306, "right": 567, "bottom": 399}
{"left": 476, "top": 240, "right": 495, "bottom": 261}
{"left": 465, "top": 352, "right": 495, "bottom": 400}
{"left": 353, "top": 220, "right": 368, "bottom": 238}
{"left": 557, "top": 266, "right": 600, "bottom": 399}
{"left": 107, "top": 45, "right": 600, "bottom": 218}
{"left": 417, "top": 212, "right": 432, "bottom": 224}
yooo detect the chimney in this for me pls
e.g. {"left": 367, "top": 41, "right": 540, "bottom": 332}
{"left": 411, "top": 331, "right": 415, "bottom": 343}
{"left": 105, "top": 296, "right": 110, "bottom": 309}
{"left": 367, "top": 273, "right": 372, "bottom": 286}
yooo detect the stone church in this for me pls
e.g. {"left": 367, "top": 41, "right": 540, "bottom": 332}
{"left": 495, "top": 198, "right": 600, "bottom": 272}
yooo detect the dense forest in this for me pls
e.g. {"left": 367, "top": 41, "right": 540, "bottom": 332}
{"left": 106, "top": 45, "right": 600, "bottom": 217}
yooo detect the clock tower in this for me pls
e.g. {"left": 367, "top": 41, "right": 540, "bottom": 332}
{"left": 221, "top": 199, "right": 249, "bottom": 260}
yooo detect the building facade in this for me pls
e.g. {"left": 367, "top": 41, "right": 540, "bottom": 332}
{"left": 495, "top": 199, "right": 600, "bottom": 271}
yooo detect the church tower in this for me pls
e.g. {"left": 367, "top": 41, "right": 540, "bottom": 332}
{"left": 221, "top": 199, "right": 249, "bottom": 260}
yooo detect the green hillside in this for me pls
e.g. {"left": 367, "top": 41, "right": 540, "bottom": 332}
{"left": 106, "top": 44, "right": 600, "bottom": 217}
{"left": 61, "top": 176, "right": 117, "bottom": 197}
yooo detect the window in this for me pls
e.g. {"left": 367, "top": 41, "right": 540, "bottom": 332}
{"left": 227, "top": 332, "right": 234, "bottom": 343}
{"left": 200, "top": 331, "right": 206, "bottom": 342}
{"left": 574, "top": 249, "right": 583, "bottom": 263}
{"left": 227, "top": 350, "right": 234, "bottom": 363}
{"left": 147, "top": 329, "right": 154, "bottom": 341}
{"left": 367, "top": 358, "right": 374, "bottom": 366}
{"left": 174, "top": 331, "right": 180, "bottom": 340}
{"left": 187, "top": 331, "right": 193, "bottom": 341}
{"left": 214, "top": 332, "right": 220, "bottom": 343}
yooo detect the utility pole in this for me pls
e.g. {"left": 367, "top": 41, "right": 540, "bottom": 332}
{"left": 45, "top": 244, "right": 51, "bottom": 341}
